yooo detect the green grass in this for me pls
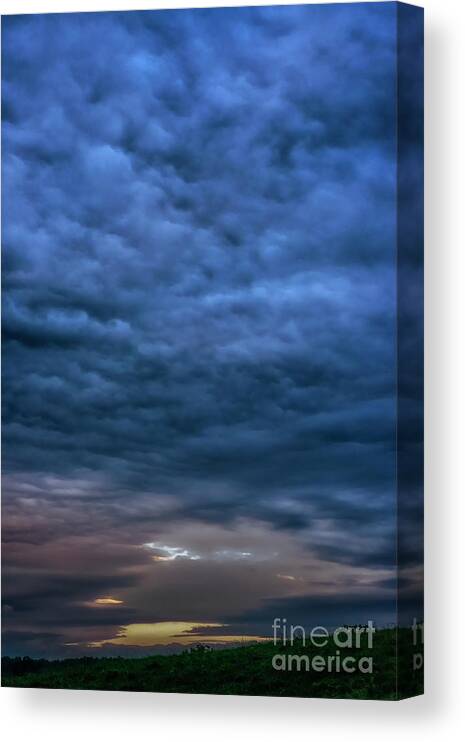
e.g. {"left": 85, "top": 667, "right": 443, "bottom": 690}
{"left": 2, "top": 628, "right": 423, "bottom": 700}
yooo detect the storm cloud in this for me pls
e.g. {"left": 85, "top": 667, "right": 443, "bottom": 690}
{"left": 2, "top": 4, "right": 402, "bottom": 656}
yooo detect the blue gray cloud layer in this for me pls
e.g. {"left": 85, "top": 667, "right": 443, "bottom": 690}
{"left": 2, "top": 4, "right": 401, "bottom": 655}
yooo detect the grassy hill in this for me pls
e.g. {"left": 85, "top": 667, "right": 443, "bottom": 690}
{"left": 2, "top": 628, "right": 423, "bottom": 700}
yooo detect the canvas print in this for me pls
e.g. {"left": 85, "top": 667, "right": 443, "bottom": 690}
{"left": 1, "top": 2, "right": 424, "bottom": 699}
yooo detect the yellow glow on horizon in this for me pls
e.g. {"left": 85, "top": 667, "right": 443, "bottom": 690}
{"left": 88, "top": 621, "right": 267, "bottom": 647}
{"left": 93, "top": 597, "right": 124, "bottom": 606}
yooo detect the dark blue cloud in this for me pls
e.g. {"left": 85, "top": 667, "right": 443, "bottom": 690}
{"left": 2, "top": 4, "right": 407, "bottom": 656}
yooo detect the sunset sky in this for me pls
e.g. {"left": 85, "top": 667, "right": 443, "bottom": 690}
{"left": 2, "top": 4, "right": 416, "bottom": 658}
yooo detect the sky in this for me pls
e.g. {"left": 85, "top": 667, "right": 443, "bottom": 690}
{"left": 2, "top": 3, "right": 419, "bottom": 658}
